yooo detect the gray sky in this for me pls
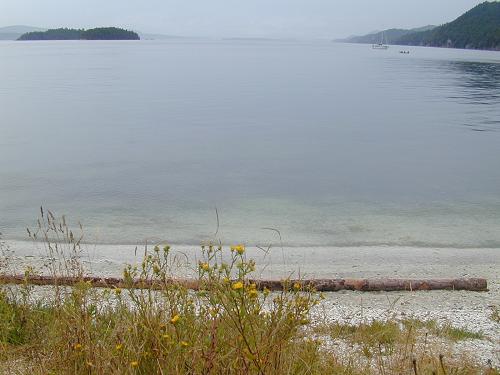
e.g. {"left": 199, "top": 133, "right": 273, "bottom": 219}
{"left": 0, "top": 0, "right": 487, "bottom": 38}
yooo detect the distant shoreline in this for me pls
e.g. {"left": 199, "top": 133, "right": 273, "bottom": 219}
{"left": 336, "top": 2, "right": 500, "bottom": 52}
{"left": 333, "top": 40, "right": 500, "bottom": 52}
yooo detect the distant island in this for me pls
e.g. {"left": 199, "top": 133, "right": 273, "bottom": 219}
{"left": 18, "top": 27, "right": 140, "bottom": 41}
{"left": 0, "top": 26, "right": 185, "bottom": 41}
{"left": 337, "top": 1, "right": 500, "bottom": 51}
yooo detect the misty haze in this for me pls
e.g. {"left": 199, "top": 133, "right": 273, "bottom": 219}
{"left": 0, "top": 1, "right": 499, "bottom": 373}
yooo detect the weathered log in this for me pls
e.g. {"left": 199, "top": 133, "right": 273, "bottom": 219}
{"left": 0, "top": 275, "right": 198, "bottom": 291}
{"left": 253, "top": 278, "right": 487, "bottom": 292}
{"left": 0, "top": 275, "right": 487, "bottom": 292}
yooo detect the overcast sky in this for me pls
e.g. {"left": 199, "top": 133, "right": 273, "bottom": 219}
{"left": 0, "top": 0, "right": 487, "bottom": 38}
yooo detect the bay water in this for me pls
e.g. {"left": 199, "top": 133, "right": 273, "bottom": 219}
{"left": 1, "top": 40, "right": 499, "bottom": 250}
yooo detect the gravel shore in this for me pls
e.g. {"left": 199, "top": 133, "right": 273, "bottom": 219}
{"left": 4, "top": 240, "right": 499, "bottom": 367}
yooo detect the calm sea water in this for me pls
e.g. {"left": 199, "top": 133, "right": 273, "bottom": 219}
{"left": 0, "top": 40, "right": 499, "bottom": 248}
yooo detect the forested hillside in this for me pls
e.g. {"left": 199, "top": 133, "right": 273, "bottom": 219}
{"left": 397, "top": 1, "right": 500, "bottom": 50}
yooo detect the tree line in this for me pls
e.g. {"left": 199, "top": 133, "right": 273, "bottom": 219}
{"left": 18, "top": 27, "right": 140, "bottom": 41}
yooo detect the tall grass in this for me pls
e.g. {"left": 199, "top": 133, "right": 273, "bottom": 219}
{"left": 0, "top": 210, "right": 497, "bottom": 374}
{"left": 1, "top": 211, "right": 322, "bottom": 374}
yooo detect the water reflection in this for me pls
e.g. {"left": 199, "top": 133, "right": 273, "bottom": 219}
{"left": 446, "top": 60, "right": 500, "bottom": 131}
{"left": 450, "top": 61, "right": 500, "bottom": 92}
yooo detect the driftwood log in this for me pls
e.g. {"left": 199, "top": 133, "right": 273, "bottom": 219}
{"left": 0, "top": 275, "right": 487, "bottom": 292}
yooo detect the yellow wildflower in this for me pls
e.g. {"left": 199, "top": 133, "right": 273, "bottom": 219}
{"left": 162, "top": 334, "right": 170, "bottom": 340}
{"left": 200, "top": 262, "right": 210, "bottom": 271}
{"left": 293, "top": 282, "right": 301, "bottom": 291}
{"left": 170, "top": 314, "right": 181, "bottom": 324}
{"left": 73, "top": 343, "right": 82, "bottom": 351}
{"left": 231, "top": 244, "right": 245, "bottom": 255}
{"left": 115, "top": 343, "right": 123, "bottom": 351}
{"left": 130, "top": 361, "right": 139, "bottom": 368}
{"left": 114, "top": 287, "right": 122, "bottom": 295}
{"left": 248, "top": 289, "right": 258, "bottom": 298}
{"left": 232, "top": 281, "right": 244, "bottom": 290}
{"left": 181, "top": 341, "right": 189, "bottom": 347}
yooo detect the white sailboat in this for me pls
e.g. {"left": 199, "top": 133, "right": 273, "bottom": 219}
{"left": 372, "top": 30, "right": 389, "bottom": 50}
